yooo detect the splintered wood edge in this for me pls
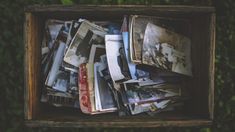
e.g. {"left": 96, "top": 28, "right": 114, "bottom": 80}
{"left": 25, "top": 120, "right": 212, "bottom": 128}
{"left": 208, "top": 13, "right": 215, "bottom": 120}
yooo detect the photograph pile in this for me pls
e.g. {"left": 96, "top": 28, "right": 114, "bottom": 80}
{"left": 41, "top": 15, "right": 193, "bottom": 116}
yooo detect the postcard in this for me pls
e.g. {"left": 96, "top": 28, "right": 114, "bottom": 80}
{"left": 68, "top": 71, "right": 78, "bottom": 94}
{"left": 44, "top": 87, "right": 78, "bottom": 107}
{"left": 121, "top": 16, "right": 137, "bottom": 79}
{"left": 94, "top": 62, "right": 117, "bottom": 111}
{"left": 130, "top": 15, "right": 191, "bottom": 64}
{"left": 88, "top": 44, "right": 105, "bottom": 63}
{"left": 79, "top": 63, "right": 92, "bottom": 114}
{"left": 45, "top": 41, "right": 66, "bottom": 87}
{"left": 52, "top": 70, "right": 69, "bottom": 92}
{"left": 64, "top": 20, "right": 107, "bottom": 67}
{"left": 94, "top": 63, "right": 102, "bottom": 111}
{"left": 142, "top": 23, "right": 192, "bottom": 76}
{"left": 123, "top": 81, "right": 180, "bottom": 105}
{"left": 105, "top": 35, "right": 130, "bottom": 82}
{"left": 45, "top": 19, "right": 64, "bottom": 49}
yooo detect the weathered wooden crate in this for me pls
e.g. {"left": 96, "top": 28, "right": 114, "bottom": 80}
{"left": 24, "top": 5, "right": 215, "bottom": 128}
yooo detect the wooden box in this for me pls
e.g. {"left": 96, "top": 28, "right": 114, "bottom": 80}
{"left": 24, "top": 5, "right": 215, "bottom": 127}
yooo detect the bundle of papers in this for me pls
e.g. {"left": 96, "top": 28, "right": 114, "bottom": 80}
{"left": 41, "top": 15, "right": 192, "bottom": 116}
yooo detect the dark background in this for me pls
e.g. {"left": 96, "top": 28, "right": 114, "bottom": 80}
{"left": 0, "top": 0, "right": 234, "bottom": 132}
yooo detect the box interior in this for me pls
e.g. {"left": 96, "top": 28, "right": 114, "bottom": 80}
{"left": 25, "top": 7, "right": 214, "bottom": 123}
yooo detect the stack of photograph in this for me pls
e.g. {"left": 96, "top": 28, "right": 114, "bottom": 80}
{"left": 40, "top": 15, "right": 193, "bottom": 116}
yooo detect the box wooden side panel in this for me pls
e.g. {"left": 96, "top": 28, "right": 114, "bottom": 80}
{"left": 24, "top": 5, "right": 215, "bottom": 13}
{"left": 25, "top": 119, "right": 212, "bottom": 128}
{"left": 24, "top": 12, "right": 32, "bottom": 120}
{"left": 208, "top": 13, "right": 215, "bottom": 120}
{"left": 24, "top": 13, "right": 41, "bottom": 120}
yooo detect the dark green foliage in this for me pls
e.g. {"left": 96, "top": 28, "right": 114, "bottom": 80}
{"left": 0, "top": 0, "right": 234, "bottom": 132}
{"left": 0, "top": 1, "right": 61, "bottom": 132}
{"left": 213, "top": 0, "right": 235, "bottom": 131}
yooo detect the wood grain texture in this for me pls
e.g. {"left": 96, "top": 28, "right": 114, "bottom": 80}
{"left": 24, "top": 13, "right": 41, "bottom": 120}
{"left": 24, "top": 5, "right": 215, "bottom": 13}
{"left": 208, "top": 13, "right": 216, "bottom": 120}
{"left": 189, "top": 14, "right": 210, "bottom": 117}
{"left": 24, "top": 13, "right": 33, "bottom": 120}
{"left": 25, "top": 119, "right": 212, "bottom": 128}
